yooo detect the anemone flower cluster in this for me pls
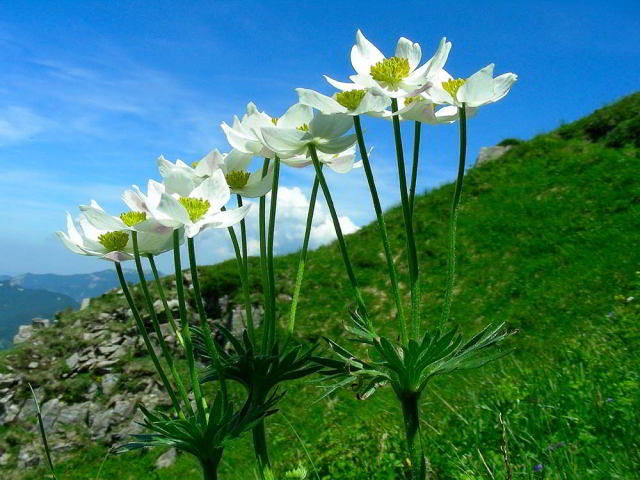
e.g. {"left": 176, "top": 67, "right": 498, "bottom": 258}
{"left": 54, "top": 29, "right": 516, "bottom": 480}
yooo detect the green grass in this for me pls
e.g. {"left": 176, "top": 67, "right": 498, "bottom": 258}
{"left": 3, "top": 92, "right": 639, "bottom": 479}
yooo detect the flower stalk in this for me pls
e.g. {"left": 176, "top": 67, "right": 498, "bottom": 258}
{"left": 288, "top": 171, "right": 321, "bottom": 338}
{"left": 237, "top": 194, "right": 255, "bottom": 341}
{"left": 309, "top": 144, "right": 370, "bottom": 328}
{"left": 266, "top": 157, "right": 280, "bottom": 351}
{"left": 401, "top": 392, "right": 427, "bottom": 480}
{"left": 440, "top": 104, "right": 467, "bottom": 329}
{"left": 131, "top": 232, "right": 191, "bottom": 415}
{"left": 391, "top": 98, "right": 421, "bottom": 339}
{"left": 147, "top": 253, "right": 185, "bottom": 349}
{"left": 114, "top": 260, "right": 181, "bottom": 413}
{"left": 409, "top": 121, "right": 422, "bottom": 216}
{"left": 259, "top": 158, "right": 272, "bottom": 353}
{"left": 353, "top": 115, "right": 406, "bottom": 345}
{"left": 172, "top": 230, "right": 207, "bottom": 420}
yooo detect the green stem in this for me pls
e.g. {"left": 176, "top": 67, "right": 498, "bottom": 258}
{"left": 225, "top": 218, "right": 255, "bottom": 345}
{"left": 260, "top": 158, "right": 272, "bottom": 354}
{"left": 440, "top": 105, "right": 467, "bottom": 329}
{"left": 252, "top": 419, "right": 273, "bottom": 480}
{"left": 131, "top": 233, "right": 190, "bottom": 415}
{"left": 172, "top": 230, "right": 206, "bottom": 421}
{"left": 147, "top": 254, "right": 185, "bottom": 349}
{"left": 114, "top": 261, "right": 180, "bottom": 413}
{"left": 409, "top": 121, "right": 422, "bottom": 217}
{"left": 236, "top": 195, "right": 255, "bottom": 341}
{"left": 309, "top": 144, "right": 370, "bottom": 328}
{"left": 200, "top": 456, "right": 220, "bottom": 480}
{"left": 354, "top": 115, "right": 406, "bottom": 345}
{"left": 188, "top": 237, "right": 228, "bottom": 406}
{"left": 391, "top": 98, "right": 421, "bottom": 340}
{"left": 266, "top": 157, "right": 280, "bottom": 352}
{"left": 288, "top": 170, "right": 320, "bottom": 338}
{"left": 401, "top": 392, "right": 427, "bottom": 480}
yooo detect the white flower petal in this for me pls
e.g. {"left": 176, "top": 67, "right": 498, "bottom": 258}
{"left": 458, "top": 64, "right": 495, "bottom": 107}
{"left": 154, "top": 193, "right": 190, "bottom": 226}
{"left": 315, "top": 134, "right": 357, "bottom": 155}
{"left": 190, "top": 170, "right": 231, "bottom": 212}
{"left": 352, "top": 91, "right": 392, "bottom": 115}
{"left": 277, "top": 103, "right": 314, "bottom": 129}
{"left": 324, "top": 75, "right": 359, "bottom": 92}
{"left": 395, "top": 37, "right": 421, "bottom": 72}
{"left": 79, "top": 205, "right": 126, "bottom": 231}
{"left": 238, "top": 168, "right": 274, "bottom": 198}
{"left": 163, "top": 169, "right": 200, "bottom": 197}
{"left": 56, "top": 230, "right": 87, "bottom": 255}
{"left": 296, "top": 88, "right": 346, "bottom": 114}
{"left": 221, "top": 121, "right": 263, "bottom": 155}
{"left": 224, "top": 149, "right": 252, "bottom": 173}
{"left": 309, "top": 112, "right": 352, "bottom": 139}
{"left": 260, "top": 127, "right": 310, "bottom": 158}
{"left": 351, "top": 30, "right": 385, "bottom": 76}
{"left": 195, "top": 149, "right": 224, "bottom": 176}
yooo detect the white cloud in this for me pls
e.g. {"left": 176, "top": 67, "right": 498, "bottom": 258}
{"left": 0, "top": 106, "right": 52, "bottom": 145}
{"left": 184, "top": 185, "right": 360, "bottom": 271}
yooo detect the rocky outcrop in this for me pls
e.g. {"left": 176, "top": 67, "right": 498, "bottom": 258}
{"left": 475, "top": 145, "right": 512, "bottom": 167}
{"left": 0, "top": 278, "right": 263, "bottom": 473}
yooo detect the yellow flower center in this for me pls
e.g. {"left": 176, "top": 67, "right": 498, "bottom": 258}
{"left": 98, "top": 231, "right": 129, "bottom": 252}
{"left": 370, "top": 57, "right": 410, "bottom": 87}
{"left": 119, "top": 211, "right": 147, "bottom": 227}
{"left": 442, "top": 78, "right": 466, "bottom": 100}
{"left": 225, "top": 170, "right": 251, "bottom": 189}
{"left": 191, "top": 161, "right": 200, "bottom": 168}
{"left": 404, "top": 96, "right": 424, "bottom": 106}
{"left": 179, "top": 197, "right": 210, "bottom": 223}
{"left": 271, "top": 117, "right": 278, "bottom": 125}
{"left": 335, "top": 89, "right": 367, "bottom": 111}
{"left": 297, "top": 123, "right": 309, "bottom": 132}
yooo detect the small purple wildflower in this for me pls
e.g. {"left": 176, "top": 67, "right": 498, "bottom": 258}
{"left": 533, "top": 464, "right": 544, "bottom": 472}
{"left": 606, "top": 397, "right": 614, "bottom": 403}
{"left": 606, "top": 311, "right": 616, "bottom": 319}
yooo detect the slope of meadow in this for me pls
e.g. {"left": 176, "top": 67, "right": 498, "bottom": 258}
{"left": 2, "top": 93, "right": 639, "bottom": 480}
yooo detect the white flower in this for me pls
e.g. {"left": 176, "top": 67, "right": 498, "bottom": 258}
{"left": 221, "top": 102, "right": 312, "bottom": 158}
{"left": 133, "top": 170, "right": 251, "bottom": 238}
{"left": 425, "top": 63, "right": 517, "bottom": 108}
{"left": 156, "top": 148, "right": 274, "bottom": 199}
{"left": 219, "top": 149, "right": 275, "bottom": 198}
{"left": 326, "top": 30, "right": 451, "bottom": 99}
{"left": 280, "top": 145, "right": 362, "bottom": 173}
{"left": 296, "top": 87, "right": 391, "bottom": 116}
{"left": 258, "top": 111, "right": 356, "bottom": 159}
{"left": 56, "top": 203, "right": 179, "bottom": 262}
{"left": 157, "top": 149, "right": 224, "bottom": 197}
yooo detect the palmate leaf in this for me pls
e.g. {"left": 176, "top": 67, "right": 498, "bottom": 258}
{"left": 114, "top": 389, "right": 283, "bottom": 463}
{"left": 317, "top": 321, "right": 515, "bottom": 400}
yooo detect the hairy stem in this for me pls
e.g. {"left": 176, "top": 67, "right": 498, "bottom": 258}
{"left": 288, "top": 171, "right": 320, "bottom": 338}
{"left": 391, "top": 98, "right": 421, "bottom": 340}
{"left": 440, "top": 105, "right": 467, "bottom": 329}
{"left": 309, "top": 144, "right": 370, "bottom": 328}
{"left": 409, "top": 121, "right": 422, "bottom": 216}
{"left": 131, "top": 233, "right": 190, "bottom": 415}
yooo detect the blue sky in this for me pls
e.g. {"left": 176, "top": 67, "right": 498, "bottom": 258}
{"left": 0, "top": 0, "right": 638, "bottom": 276}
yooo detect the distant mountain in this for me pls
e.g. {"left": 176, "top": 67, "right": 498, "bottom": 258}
{"left": 8, "top": 268, "right": 161, "bottom": 302}
{"left": 0, "top": 275, "right": 11, "bottom": 281}
{"left": 0, "top": 281, "right": 79, "bottom": 349}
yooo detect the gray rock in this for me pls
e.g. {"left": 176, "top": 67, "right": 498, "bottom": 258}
{"left": 155, "top": 447, "right": 177, "bottom": 469}
{"left": 0, "top": 373, "right": 21, "bottom": 389}
{"left": 475, "top": 145, "right": 512, "bottom": 166}
{"left": 13, "top": 324, "right": 34, "bottom": 344}
{"left": 57, "top": 401, "right": 90, "bottom": 426}
{"left": 90, "top": 409, "right": 114, "bottom": 439}
{"left": 31, "top": 317, "right": 50, "bottom": 329}
{"left": 0, "top": 402, "right": 21, "bottom": 425}
{"left": 102, "top": 373, "right": 120, "bottom": 396}
{"left": 17, "top": 444, "right": 40, "bottom": 468}
{"left": 80, "top": 298, "right": 91, "bottom": 310}
{"left": 65, "top": 352, "right": 80, "bottom": 370}
{"left": 17, "top": 397, "right": 38, "bottom": 422}
{"left": 0, "top": 452, "right": 11, "bottom": 466}
{"left": 40, "top": 398, "right": 64, "bottom": 431}
{"left": 98, "top": 345, "right": 120, "bottom": 356}
{"left": 27, "top": 362, "right": 39, "bottom": 369}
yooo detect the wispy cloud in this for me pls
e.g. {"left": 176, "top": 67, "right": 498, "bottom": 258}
{"left": 0, "top": 106, "right": 54, "bottom": 145}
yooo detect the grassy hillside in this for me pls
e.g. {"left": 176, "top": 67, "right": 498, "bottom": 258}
{"left": 2, "top": 93, "right": 639, "bottom": 480}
